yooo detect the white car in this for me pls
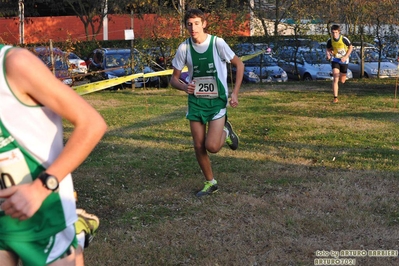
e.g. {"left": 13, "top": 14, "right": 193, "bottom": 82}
{"left": 243, "top": 52, "right": 288, "bottom": 82}
{"left": 66, "top": 52, "right": 88, "bottom": 75}
{"left": 348, "top": 47, "right": 399, "bottom": 78}
{"left": 277, "top": 48, "right": 353, "bottom": 81}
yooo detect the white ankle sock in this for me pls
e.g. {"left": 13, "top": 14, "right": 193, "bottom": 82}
{"left": 77, "top": 232, "right": 85, "bottom": 250}
{"left": 209, "top": 179, "right": 217, "bottom": 185}
{"left": 224, "top": 127, "right": 229, "bottom": 139}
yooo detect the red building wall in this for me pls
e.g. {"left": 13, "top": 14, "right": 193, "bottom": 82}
{"left": 0, "top": 14, "right": 250, "bottom": 45}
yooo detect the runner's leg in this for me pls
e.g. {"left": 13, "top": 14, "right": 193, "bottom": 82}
{"left": 0, "top": 250, "right": 18, "bottom": 266}
{"left": 190, "top": 121, "right": 214, "bottom": 181}
{"left": 205, "top": 117, "right": 226, "bottom": 153}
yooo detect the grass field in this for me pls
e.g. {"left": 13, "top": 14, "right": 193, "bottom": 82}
{"left": 69, "top": 79, "right": 399, "bottom": 265}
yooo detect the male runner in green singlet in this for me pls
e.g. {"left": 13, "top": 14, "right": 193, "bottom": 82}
{"left": 170, "top": 9, "right": 244, "bottom": 197}
{"left": 0, "top": 44, "right": 107, "bottom": 265}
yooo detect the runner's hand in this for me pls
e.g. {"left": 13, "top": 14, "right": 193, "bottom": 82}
{"left": 230, "top": 94, "right": 238, "bottom": 108}
{"left": 0, "top": 182, "right": 51, "bottom": 220}
{"left": 186, "top": 82, "right": 195, "bottom": 94}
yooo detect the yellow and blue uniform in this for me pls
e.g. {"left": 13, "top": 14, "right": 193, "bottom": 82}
{"left": 327, "top": 35, "right": 352, "bottom": 73}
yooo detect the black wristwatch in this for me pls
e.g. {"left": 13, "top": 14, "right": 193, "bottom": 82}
{"left": 38, "top": 172, "right": 59, "bottom": 192}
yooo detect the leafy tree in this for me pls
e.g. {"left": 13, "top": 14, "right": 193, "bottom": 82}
{"left": 0, "top": 0, "right": 72, "bottom": 17}
{"left": 0, "top": 0, "right": 18, "bottom": 17}
{"left": 245, "top": 0, "right": 294, "bottom": 36}
{"left": 65, "top": 0, "right": 110, "bottom": 41}
{"left": 29, "top": 0, "right": 118, "bottom": 41}
{"left": 364, "top": 0, "right": 398, "bottom": 78}
{"left": 121, "top": 0, "right": 248, "bottom": 59}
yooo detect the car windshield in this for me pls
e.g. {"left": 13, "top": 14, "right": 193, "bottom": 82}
{"left": 68, "top": 53, "right": 80, "bottom": 60}
{"left": 303, "top": 51, "right": 330, "bottom": 64}
{"left": 38, "top": 54, "right": 68, "bottom": 70}
{"left": 105, "top": 53, "right": 131, "bottom": 68}
{"left": 246, "top": 53, "right": 278, "bottom": 66}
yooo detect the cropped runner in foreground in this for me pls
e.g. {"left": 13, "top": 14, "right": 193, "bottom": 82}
{"left": 170, "top": 9, "right": 244, "bottom": 197}
{"left": 0, "top": 44, "right": 107, "bottom": 266}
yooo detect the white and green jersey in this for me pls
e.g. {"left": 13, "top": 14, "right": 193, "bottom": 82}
{"left": 0, "top": 45, "right": 77, "bottom": 241}
{"left": 173, "top": 34, "right": 235, "bottom": 98}
{"left": 172, "top": 34, "right": 236, "bottom": 123}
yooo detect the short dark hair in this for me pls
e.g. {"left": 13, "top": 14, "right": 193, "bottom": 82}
{"left": 331, "top": 24, "right": 341, "bottom": 32}
{"left": 184, "top": 9, "right": 205, "bottom": 25}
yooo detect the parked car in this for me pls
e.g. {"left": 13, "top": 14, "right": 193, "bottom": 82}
{"left": 142, "top": 46, "right": 173, "bottom": 69}
{"left": 224, "top": 64, "right": 261, "bottom": 84}
{"left": 137, "top": 47, "right": 172, "bottom": 87}
{"left": 273, "top": 38, "right": 321, "bottom": 55}
{"left": 239, "top": 51, "right": 288, "bottom": 83}
{"left": 276, "top": 47, "right": 353, "bottom": 81}
{"left": 30, "top": 46, "right": 73, "bottom": 86}
{"left": 233, "top": 42, "right": 272, "bottom": 57}
{"left": 232, "top": 44, "right": 287, "bottom": 83}
{"left": 65, "top": 52, "right": 87, "bottom": 76}
{"left": 230, "top": 66, "right": 261, "bottom": 83}
{"left": 348, "top": 47, "right": 399, "bottom": 78}
{"left": 178, "top": 48, "right": 265, "bottom": 85}
{"left": 381, "top": 44, "right": 398, "bottom": 65}
{"left": 351, "top": 42, "right": 376, "bottom": 49}
{"left": 85, "top": 48, "right": 161, "bottom": 88}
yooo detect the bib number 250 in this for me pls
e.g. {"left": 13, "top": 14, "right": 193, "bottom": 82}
{"left": 0, "top": 148, "right": 33, "bottom": 211}
{"left": 193, "top": 76, "right": 219, "bottom": 98}
{"left": 198, "top": 83, "right": 215, "bottom": 93}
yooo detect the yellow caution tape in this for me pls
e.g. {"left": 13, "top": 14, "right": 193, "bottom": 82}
{"left": 74, "top": 73, "right": 143, "bottom": 95}
{"left": 240, "top": 50, "right": 264, "bottom": 61}
{"left": 73, "top": 51, "right": 261, "bottom": 96}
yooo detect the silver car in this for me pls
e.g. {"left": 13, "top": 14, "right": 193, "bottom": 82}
{"left": 66, "top": 52, "right": 88, "bottom": 75}
{"left": 348, "top": 47, "right": 399, "bottom": 78}
{"left": 277, "top": 48, "right": 353, "bottom": 81}
{"left": 242, "top": 52, "right": 288, "bottom": 83}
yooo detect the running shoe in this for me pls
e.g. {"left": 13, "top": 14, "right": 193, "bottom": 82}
{"left": 225, "top": 120, "right": 239, "bottom": 150}
{"left": 196, "top": 180, "right": 218, "bottom": 197}
{"left": 75, "top": 209, "right": 100, "bottom": 248}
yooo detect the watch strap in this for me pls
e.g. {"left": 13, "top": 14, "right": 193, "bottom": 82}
{"left": 38, "top": 172, "right": 59, "bottom": 192}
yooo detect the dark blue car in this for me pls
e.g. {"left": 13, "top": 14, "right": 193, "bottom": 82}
{"left": 31, "top": 46, "right": 73, "bottom": 86}
{"left": 86, "top": 48, "right": 161, "bottom": 88}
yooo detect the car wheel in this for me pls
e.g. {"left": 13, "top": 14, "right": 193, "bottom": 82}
{"left": 89, "top": 74, "right": 104, "bottom": 83}
{"left": 159, "top": 76, "right": 169, "bottom": 88}
{"left": 303, "top": 73, "right": 313, "bottom": 81}
{"left": 148, "top": 77, "right": 160, "bottom": 88}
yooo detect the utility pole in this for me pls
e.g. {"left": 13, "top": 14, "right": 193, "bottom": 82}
{"left": 130, "top": 9, "right": 135, "bottom": 90}
{"left": 179, "top": 0, "right": 185, "bottom": 36}
{"left": 103, "top": 0, "right": 108, "bottom": 40}
{"left": 18, "top": 0, "right": 24, "bottom": 44}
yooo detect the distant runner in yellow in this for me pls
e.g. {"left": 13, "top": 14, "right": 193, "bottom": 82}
{"left": 326, "top": 24, "right": 353, "bottom": 103}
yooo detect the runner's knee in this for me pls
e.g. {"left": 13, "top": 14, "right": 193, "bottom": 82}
{"left": 0, "top": 250, "right": 18, "bottom": 266}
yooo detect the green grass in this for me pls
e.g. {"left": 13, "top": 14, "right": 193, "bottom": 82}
{"left": 69, "top": 79, "right": 399, "bottom": 265}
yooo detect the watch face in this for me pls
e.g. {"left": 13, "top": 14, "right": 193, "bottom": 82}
{"left": 47, "top": 176, "right": 59, "bottom": 190}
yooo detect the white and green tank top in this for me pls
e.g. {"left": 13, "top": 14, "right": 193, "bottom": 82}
{"left": 0, "top": 44, "right": 76, "bottom": 241}
{"left": 186, "top": 35, "right": 229, "bottom": 118}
